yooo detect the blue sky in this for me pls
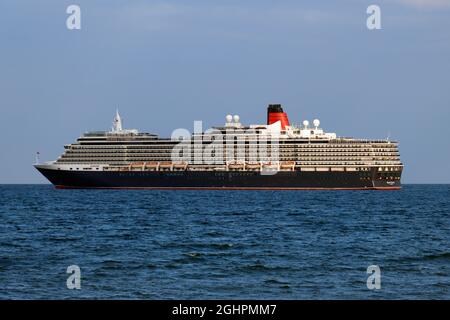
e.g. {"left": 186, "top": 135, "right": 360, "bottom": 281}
{"left": 0, "top": 0, "right": 449, "bottom": 183}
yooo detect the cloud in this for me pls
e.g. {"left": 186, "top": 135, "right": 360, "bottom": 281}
{"left": 396, "top": 0, "right": 450, "bottom": 8}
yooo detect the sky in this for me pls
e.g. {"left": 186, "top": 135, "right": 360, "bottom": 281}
{"left": 0, "top": 0, "right": 449, "bottom": 183}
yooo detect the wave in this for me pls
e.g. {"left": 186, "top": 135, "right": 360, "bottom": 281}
{"left": 421, "top": 252, "right": 450, "bottom": 261}
{"left": 388, "top": 252, "right": 450, "bottom": 264}
{"left": 236, "top": 263, "right": 296, "bottom": 272}
{"left": 159, "top": 242, "right": 236, "bottom": 250}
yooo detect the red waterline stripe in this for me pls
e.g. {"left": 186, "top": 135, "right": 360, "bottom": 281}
{"left": 55, "top": 185, "right": 401, "bottom": 191}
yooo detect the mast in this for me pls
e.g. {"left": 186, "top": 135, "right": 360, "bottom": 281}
{"left": 112, "top": 109, "right": 123, "bottom": 132}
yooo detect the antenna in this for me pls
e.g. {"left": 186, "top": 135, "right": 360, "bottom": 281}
{"left": 303, "top": 120, "right": 309, "bottom": 129}
{"left": 313, "top": 119, "right": 320, "bottom": 129}
{"left": 35, "top": 152, "right": 40, "bottom": 165}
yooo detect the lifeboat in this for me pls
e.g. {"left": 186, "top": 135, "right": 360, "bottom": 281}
{"left": 280, "top": 161, "right": 296, "bottom": 171}
{"left": 144, "top": 162, "right": 159, "bottom": 171}
{"left": 227, "top": 161, "right": 245, "bottom": 171}
{"left": 262, "top": 162, "right": 279, "bottom": 171}
{"left": 130, "top": 162, "right": 145, "bottom": 171}
{"left": 159, "top": 162, "right": 173, "bottom": 171}
{"left": 246, "top": 162, "right": 261, "bottom": 171}
{"left": 173, "top": 162, "right": 188, "bottom": 171}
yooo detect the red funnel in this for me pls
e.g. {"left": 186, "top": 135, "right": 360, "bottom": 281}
{"left": 267, "top": 104, "right": 290, "bottom": 130}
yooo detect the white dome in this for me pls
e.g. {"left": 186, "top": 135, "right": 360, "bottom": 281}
{"left": 313, "top": 119, "right": 320, "bottom": 127}
{"left": 233, "top": 115, "right": 240, "bottom": 123}
{"left": 303, "top": 120, "right": 309, "bottom": 127}
{"left": 226, "top": 115, "right": 233, "bottom": 123}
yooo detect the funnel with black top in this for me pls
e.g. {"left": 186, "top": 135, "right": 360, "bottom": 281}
{"left": 267, "top": 104, "right": 290, "bottom": 130}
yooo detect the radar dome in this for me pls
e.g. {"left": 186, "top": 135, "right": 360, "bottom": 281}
{"left": 303, "top": 120, "right": 309, "bottom": 128}
{"left": 226, "top": 115, "right": 233, "bottom": 123}
{"left": 313, "top": 119, "right": 320, "bottom": 128}
{"left": 233, "top": 115, "right": 240, "bottom": 123}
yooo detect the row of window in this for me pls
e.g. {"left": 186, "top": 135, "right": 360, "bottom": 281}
{"left": 70, "top": 144, "right": 399, "bottom": 151}
{"left": 65, "top": 149, "right": 400, "bottom": 157}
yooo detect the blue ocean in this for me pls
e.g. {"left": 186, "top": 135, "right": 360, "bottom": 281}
{"left": 0, "top": 184, "right": 449, "bottom": 299}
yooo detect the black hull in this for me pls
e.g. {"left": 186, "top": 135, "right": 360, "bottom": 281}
{"left": 36, "top": 167, "right": 401, "bottom": 190}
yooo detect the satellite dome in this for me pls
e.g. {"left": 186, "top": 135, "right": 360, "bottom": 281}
{"left": 226, "top": 115, "right": 233, "bottom": 123}
{"left": 313, "top": 119, "right": 320, "bottom": 128}
{"left": 303, "top": 120, "right": 309, "bottom": 128}
{"left": 233, "top": 115, "right": 240, "bottom": 123}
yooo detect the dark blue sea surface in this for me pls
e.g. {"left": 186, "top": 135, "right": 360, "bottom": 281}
{"left": 0, "top": 184, "right": 449, "bottom": 299}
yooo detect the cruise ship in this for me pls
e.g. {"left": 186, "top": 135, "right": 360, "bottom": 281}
{"left": 34, "top": 104, "right": 403, "bottom": 190}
